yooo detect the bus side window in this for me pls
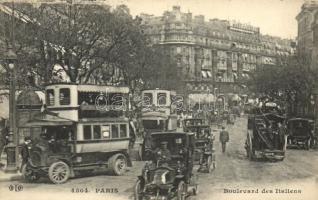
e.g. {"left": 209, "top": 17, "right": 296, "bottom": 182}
{"left": 60, "top": 88, "right": 70, "bottom": 105}
{"left": 83, "top": 125, "right": 92, "bottom": 140}
{"left": 93, "top": 125, "right": 101, "bottom": 139}
{"left": 111, "top": 124, "right": 119, "bottom": 138}
{"left": 46, "top": 89, "right": 54, "bottom": 106}
{"left": 120, "top": 124, "right": 127, "bottom": 138}
{"left": 101, "top": 125, "right": 110, "bottom": 138}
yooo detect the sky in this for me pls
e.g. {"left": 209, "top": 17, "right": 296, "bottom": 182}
{"left": 106, "top": 0, "right": 309, "bottom": 39}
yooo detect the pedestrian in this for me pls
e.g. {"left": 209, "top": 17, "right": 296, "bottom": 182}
{"left": 219, "top": 126, "right": 229, "bottom": 153}
{"left": 20, "top": 136, "right": 32, "bottom": 172}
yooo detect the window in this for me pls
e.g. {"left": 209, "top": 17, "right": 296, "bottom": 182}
{"left": 83, "top": 125, "right": 92, "bottom": 140}
{"left": 60, "top": 88, "right": 70, "bottom": 105}
{"left": 120, "top": 124, "right": 127, "bottom": 138}
{"left": 46, "top": 89, "right": 54, "bottom": 106}
{"left": 206, "top": 71, "right": 212, "bottom": 78}
{"left": 111, "top": 124, "right": 119, "bottom": 138}
{"left": 101, "top": 125, "right": 110, "bottom": 138}
{"left": 157, "top": 93, "right": 167, "bottom": 105}
{"left": 143, "top": 93, "right": 153, "bottom": 106}
{"left": 201, "top": 70, "right": 207, "bottom": 78}
{"left": 93, "top": 125, "right": 101, "bottom": 139}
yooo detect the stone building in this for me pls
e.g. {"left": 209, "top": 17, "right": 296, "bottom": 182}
{"left": 296, "top": 0, "right": 318, "bottom": 68}
{"left": 140, "top": 6, "right": 295, "bottom": 96}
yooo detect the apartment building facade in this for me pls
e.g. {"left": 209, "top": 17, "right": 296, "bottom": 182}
{"left": 140, "top": 6, "right": 295, "bottom": 95}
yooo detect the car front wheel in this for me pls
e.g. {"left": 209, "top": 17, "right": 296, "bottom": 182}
{"left": 134, "top": 180, "right": 143, "bottom": 200}
{"left": 48, "top": 161, "right": 70, "bottom": 184}
{"left": 177, "top": 181, "right": 187, "bottom": 200}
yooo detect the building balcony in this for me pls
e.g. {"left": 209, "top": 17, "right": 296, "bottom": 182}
{"left": 159, "top": 39, "right": 195, "bottom": 45}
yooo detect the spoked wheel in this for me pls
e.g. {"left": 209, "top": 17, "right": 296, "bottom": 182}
{"left": 48, "top": 161, "right": 70, "bottom": 184}
{"left": 134, "top": 180, "right": 143, "bottom": 200}
{"left": 305, "top": 138, "right": 311, "bottom": 150}
{"left": 110, "top": 153, "right": 127, "bottom": 176}
{"left": 246, "top": 133, "right": 254, "bottom": 161}
{"left": 177, "top": 181, "right": 187, "bottom": 200}
{"left": 22, "top": 164, "right": 40, "bottom": 182}
{"left": 207, "top": 155, "right": 213, "bottom": 173}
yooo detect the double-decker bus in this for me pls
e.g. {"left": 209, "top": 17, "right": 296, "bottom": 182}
{"left": 22, "top": 83, "right": 133, "bottom": 184}
{"left": 138, "top": 89, "right": 178, "bottom": 159}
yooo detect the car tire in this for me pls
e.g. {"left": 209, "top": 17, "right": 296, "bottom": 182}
{"left": 305, "top": 139, "right": 311, "bottom": 150}
{"left": 247, "top": 133, "right": 254, "bottom": 161}
{"left": 22, "top": 164, "right": 40, "bottom": 182}
{"left": 177, "top": 181, "right": 186, "bottom": 200}
{"left": 207, "top": 155, "right": 212, "bottom": 173}
{"left": 48, "top": 161, "right": 70, "bottom": 184}
{"left": 134, "top": 180, "right": 143, "bottom": 200}
{"left": 109, "top": 153, "right": 127, "bottom": 176}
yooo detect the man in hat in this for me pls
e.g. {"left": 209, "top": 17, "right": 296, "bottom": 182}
{"left": 20, "top": 136, "right": 32, "bottom": 171}
{"left": 219, "top": 126, "right": 229, "bottom": 153}
{"left": 154, "top": 141, "right": 172, "bottom": 165}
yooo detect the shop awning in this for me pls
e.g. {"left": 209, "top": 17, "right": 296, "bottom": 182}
{"left": 188, "top": 93, "right": 215, "bottom": 104}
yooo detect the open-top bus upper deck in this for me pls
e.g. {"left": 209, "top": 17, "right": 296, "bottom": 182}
{"left": 45, "top": 83, "right": 129, "bottom": 121}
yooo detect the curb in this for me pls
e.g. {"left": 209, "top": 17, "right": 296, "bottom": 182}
{"left": 0, "top": 169, "right": 22, "bottom": 182}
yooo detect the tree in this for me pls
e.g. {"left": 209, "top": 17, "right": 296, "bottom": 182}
{"left": 1, "top": 2, "right": 183, "bottom": 98}
{"left": 0, "top": 3, "right": 146, "bottom": 85}
{"left": 247, "top": 55, "right": 318, "bottom": 116}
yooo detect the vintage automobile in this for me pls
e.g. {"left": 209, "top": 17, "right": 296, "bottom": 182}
{"left": 245, "top": 105, "right": 287, "bottom": 161}
{"left": 183, "top": 118, "right": 205, "bottom": 132}
{"left": 134, "top": 132, "right": 198, "bottom": 200}
{"left": 138, "top": 89, "right": 178, "bottom": 160}
{"left": 287, "top": 118, "right": 314, "bottom": 150}
{"left": 183, "top": 125, "right": 215, "bottom": 173}
{"left": 21, "top": 84, "right": 133, "bottom": 184}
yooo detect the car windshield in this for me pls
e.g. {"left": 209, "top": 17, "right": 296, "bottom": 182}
{"left": 150, "top": 134, "right": 187, "bottom": 155}
{"left": 143, "top": 120, "right": 165, "bottom": 130}
{"left": 41, "top": 126, "right": 73, "bottom": 140}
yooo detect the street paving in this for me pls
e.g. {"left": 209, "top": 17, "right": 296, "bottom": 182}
{"left": 0, "top": 116, "right": 317, "bottom": 200}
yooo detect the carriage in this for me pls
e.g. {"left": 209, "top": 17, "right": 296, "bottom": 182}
{"left": 287, "top": 118, "right": 314, "bottom": 150}
{"left": 245, "top": 104, "right": 287, "bottom": 161}
{"left": 134, "top": 132, "right": 198, "bottom": 200}
{"left": 21, "top": 83, "right": 133, "bottom": 184}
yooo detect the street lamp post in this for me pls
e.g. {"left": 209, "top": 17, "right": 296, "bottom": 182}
{"left": 213, "top": 88, "right": 218, "bottom": 112}
{"left": 4, "top": 45, "right": 18, "bottom": 173}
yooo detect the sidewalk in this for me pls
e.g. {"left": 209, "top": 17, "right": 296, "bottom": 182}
{"left": 0, "top": 170, "right": 22, "bottom": 182}
{"left": 0, "top": 150, "right": 22, "bottom": 182}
